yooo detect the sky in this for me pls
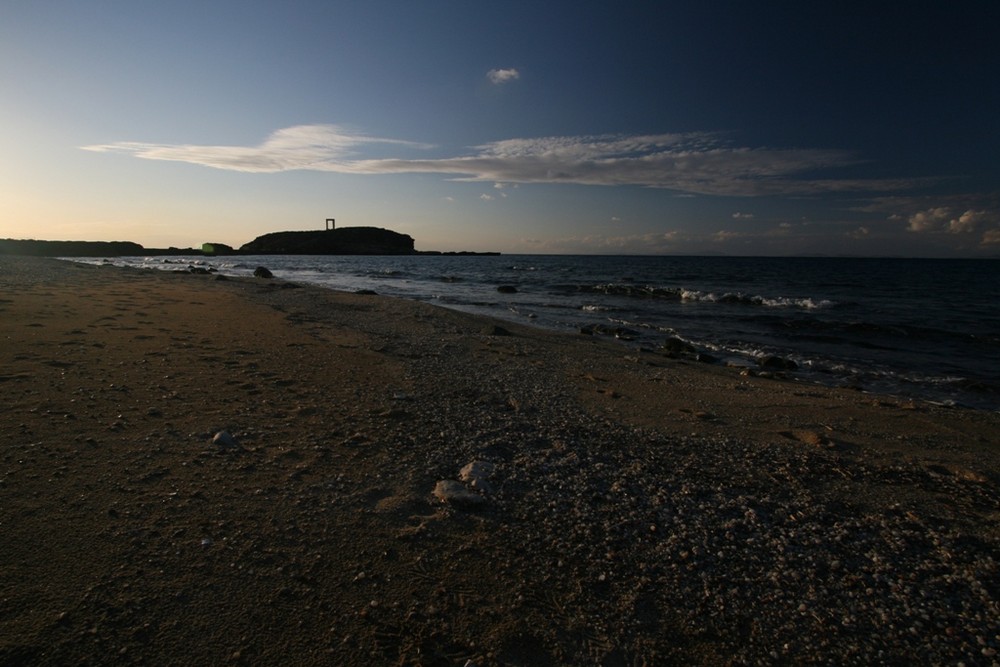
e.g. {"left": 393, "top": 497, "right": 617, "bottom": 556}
{"left": 2, "top": 1, "right": 999, "bottom": 256}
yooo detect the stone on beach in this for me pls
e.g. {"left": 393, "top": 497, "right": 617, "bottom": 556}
{"left": 483, "top": 324, "right": 512, "bottom": 337}
{"left": 459, "top": 460, "right": 496, "bottom": 495}
{"left": 212, "top": 430, "right": 240, "bottom": 450}
{"left": 432, "top": 480, "right": 485, "bottom": 506}
{"left": 253, "top": 266, "right": 274, "bottom": 279}
{"left": 432, "top": 461, "right": 496, "bottom": 507}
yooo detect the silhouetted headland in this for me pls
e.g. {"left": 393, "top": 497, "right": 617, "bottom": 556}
{"left": 1, "top": 227, "right": 498, "bottom": 257}
{"left": 0, "top": 239, "right": 195, "bottom": 257}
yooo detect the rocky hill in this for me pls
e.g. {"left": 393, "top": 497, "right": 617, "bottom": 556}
{"left": 239, "top": 227, "right": 415, "bottom": 255}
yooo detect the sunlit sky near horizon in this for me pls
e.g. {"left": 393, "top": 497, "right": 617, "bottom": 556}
{"left": 3, "top": 1, "right": 999, "bottom": 256}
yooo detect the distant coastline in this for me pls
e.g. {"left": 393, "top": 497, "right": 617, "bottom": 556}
{"left": 1, "top": 227, "right": 499, "bottom": 257}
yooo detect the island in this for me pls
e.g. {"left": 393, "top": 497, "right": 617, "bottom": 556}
{"left": 238, "top": 227, "right": 415, "bottom": 255}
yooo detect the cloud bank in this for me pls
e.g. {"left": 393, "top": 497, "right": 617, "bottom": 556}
{"left": 83, "top": 123, "right": 923, "bottom": 197}
{"left": 907, "top": 207, "right": 996, "bottom": 234}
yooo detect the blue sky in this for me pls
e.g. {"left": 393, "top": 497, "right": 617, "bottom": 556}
{"left": 2, "top": 1, "right": 998, "bottom": 255}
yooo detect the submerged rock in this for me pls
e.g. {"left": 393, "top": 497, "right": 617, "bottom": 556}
{"left": 253, "top": 266, "right": 274, "bottom": 279}
{"left": 758, "top": 355, "right": 798, "bottom": 371}
{"left": 497, "top": 285, "right": 518, "bottom": 294}
{"left": 661, "top": 336, "right": 697, "bottom": 357}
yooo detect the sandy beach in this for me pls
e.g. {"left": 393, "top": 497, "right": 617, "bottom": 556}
{"left": 1, "top": 255, "right": 998, "bottom": 665}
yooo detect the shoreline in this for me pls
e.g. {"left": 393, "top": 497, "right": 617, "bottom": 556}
{"left": 66, "top": 253, "right": 1000, "bottom": 411}
{"left": 1, "top": 256, "right": 998, "bottom": 664}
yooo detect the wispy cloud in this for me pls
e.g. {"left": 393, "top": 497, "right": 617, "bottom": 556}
{"left": 82, "top": 124, "right": 431, "bottom": 173}
{"left": 83, "top": 124, "right": 925, "bottom": 197}
{"left": 487, "top": 68, "right": 520, "bottom": 84}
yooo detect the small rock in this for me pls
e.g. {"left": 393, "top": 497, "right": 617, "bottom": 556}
{"left": 496, "top": 285, "right": 518, "bottom": 294}
{"left": 459, "top": 461, "right": 496, "bottom": 494}
{"left": 212, "top": 430, "right": 240, "bottom": 450}
{"left": 660, "top": 337, "right": 697, "bottom": 358}
{"left": 253, "top": 266, "right": 274, "bottom": 279}
{"left": 483, "top": 324, "right": 512, "bottom": 336}
{"left": 758, "top": 355, "right": 798, "bottom": 371}
{"left": 432, "top": 480, "right": 484, "bottom": 506}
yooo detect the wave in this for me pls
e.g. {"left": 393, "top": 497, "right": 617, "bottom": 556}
{"left": 363, "top": 269, "right": 406, "bottom": 279}
{"left": 557, "top": 283, "right": 836, "bottom": 309}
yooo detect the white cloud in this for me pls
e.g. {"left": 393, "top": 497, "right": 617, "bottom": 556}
{"left": 487, "top": 68, "right": 520, "bottom": 84}
{"left": 732, "top": 212, "right": 754, "bottom": 219}
{"left": 83, "top": 124, "right": 927, "bottom": 197}
{"left": 907, "top": 207, "right": 998, "bottom": 233}
{"left": 950, "top": 209, "right": 989, "bottom": 233}
{"left": 982, "top": 229, "right": 1000, "bottom": 245}
{"left": 907, "top": 207, "right": 952, "bottom": 232}
{"left": 847, "top": 226, "right": 870, "bottom": 239}
{"left": 480, "top": 193, "right": 494, "bottom": 201}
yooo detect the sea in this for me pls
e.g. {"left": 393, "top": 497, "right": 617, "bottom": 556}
{"left": 68, "top": 255, "right": 1000, "bottom": 411}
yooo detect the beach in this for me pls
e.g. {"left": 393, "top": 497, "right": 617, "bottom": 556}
{"left": 1, "top": 255, "right": 998, "bottom": 664}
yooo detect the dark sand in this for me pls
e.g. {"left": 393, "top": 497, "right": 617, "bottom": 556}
{"left": 1, "top": 256, "right": 998, "bottom": 665}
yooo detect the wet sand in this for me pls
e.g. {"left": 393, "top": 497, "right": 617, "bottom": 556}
{"left": 1, "top": 256, "right": 998, "bottom": 665}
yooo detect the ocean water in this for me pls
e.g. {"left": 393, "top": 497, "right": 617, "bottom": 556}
{"left": 71, "top": 255, "right": 1000, "bottom": 411}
